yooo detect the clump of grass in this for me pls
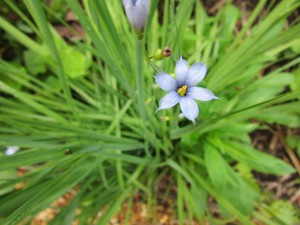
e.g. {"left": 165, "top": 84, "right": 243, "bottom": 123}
{"left": 0, "top": 0, "right": 299, "bottom": 224}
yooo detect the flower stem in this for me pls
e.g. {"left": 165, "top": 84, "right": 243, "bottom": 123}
{"left": 143, "top": 45, "right": 150, "bottom": 62}
{"left": 142, "top": 44, "right": 163, "bottom": 73}
{"left": 136, "top": 39, "right": 150, "bottom": 156}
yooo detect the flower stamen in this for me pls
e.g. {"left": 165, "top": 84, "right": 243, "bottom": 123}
{"left": 177, "top": 85, "right": 188, "bottom": 96}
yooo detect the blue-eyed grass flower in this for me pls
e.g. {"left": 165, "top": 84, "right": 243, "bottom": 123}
{"left": 155, "top": 57, "right": 219, "bottom": 124}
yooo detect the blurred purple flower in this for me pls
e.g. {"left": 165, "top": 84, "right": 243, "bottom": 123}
{"left": 122, "top": 0, "right": 150, "bottom": 34}
{"left": 5, "top": 146, "right": 20, "bottom": 156}
{"left": 155, "top": 57, "right": 219, "bottom": 124}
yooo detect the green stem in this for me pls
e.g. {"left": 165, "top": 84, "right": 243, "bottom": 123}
{"left": 143, "top": 45, "right": 151, "bottom": 63}
{"left": 142, "top": 44, "right": 163, "bottom": 73}
{"left": 136, "top": 39, "right": 150, "bottom": 156}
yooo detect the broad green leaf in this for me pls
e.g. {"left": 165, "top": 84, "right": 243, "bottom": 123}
{"left": 168, "top": 160, "right": 255, "bottom": 225}
{"left": 190, "top": 183, "right": 207, "bottom": 217}
{"left": 204, "top": 142, "right": 228, "bottom": 188}
{"left": 24, "top": 49, "right": 48, "bottom": 75}
{"left": 235, "top": 73, "right": 294, "bottom": 110}
{"left": 51, "top": 30, "right": 91, "bottom": 78}
{"left": 205, "top": 140, "right": 258, "bottom": 215}
{"left": 220, "top": 165, "right": 258, "bottom": 215}
{"left": 256, "top": 111, "right": 300, "bottom": 128}
{"left": 224, "top": 142, "right": 295, "bottom": 175}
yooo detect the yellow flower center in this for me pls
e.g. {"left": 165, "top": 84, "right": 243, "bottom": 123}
{"left": 177, "top": 85, "right": 188, "bottom": 96}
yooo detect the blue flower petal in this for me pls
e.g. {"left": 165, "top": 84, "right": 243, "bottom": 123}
{"left": 156, "top": 91, "right": 180, "bottom": 112}
{"left": 155, "top": 73, "right": 177, "bottom": 92}
{"left": 179, "top": 97, "right": 199, "bottom": 124}
{"left": 186, "top": 63, "right": 207, "bottom": 87}
{"left": 187, "top": 87, "right": 219, "bottom": 101}
{"left": 175, "top": 57, "right": 188, "bottom": 86}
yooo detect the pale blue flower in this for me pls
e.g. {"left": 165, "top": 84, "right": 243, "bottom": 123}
{"left": 5, "top": 146, "right": 20, "bottom": 156}
{"left": 122, "top": 0, "right": 150, "bottom": 34}
{"left": 155, "top": 57, "right": 219, "bottom": 124}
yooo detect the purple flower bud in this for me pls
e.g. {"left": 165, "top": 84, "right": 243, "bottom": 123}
{"left": 123, "top": 0, "right": 150, "bottom": 36}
